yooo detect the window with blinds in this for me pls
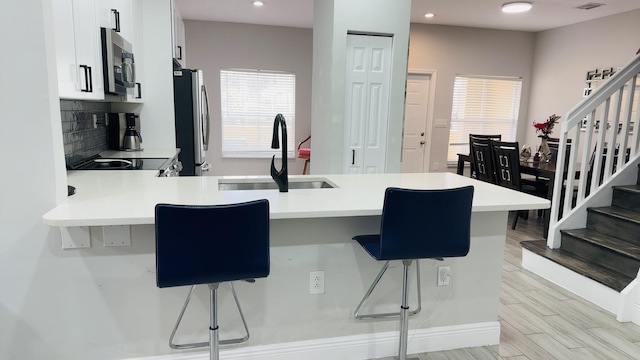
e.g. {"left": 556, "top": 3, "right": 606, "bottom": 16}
{"left": 220, "top": 69, "right": 295, "bottom": 158}
{"left": 447, "top": 75, "right": 522, "bottom": 162}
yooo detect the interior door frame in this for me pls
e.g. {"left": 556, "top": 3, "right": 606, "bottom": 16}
{"left": 406, "top": 69, "right": 437, "bottom": 172}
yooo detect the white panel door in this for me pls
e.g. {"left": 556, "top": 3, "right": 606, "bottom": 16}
{"left": 344, "top": 34, "right": 392, "bottom": 174}
{"left": 401, "top": 74, "right": 431, "bottom": 173}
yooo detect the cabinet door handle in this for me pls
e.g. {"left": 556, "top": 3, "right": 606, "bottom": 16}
{"left": 135, "top": 82, "right": 142, "bottom": 99}
{"left": 176, "top": 46, "right": 182, "bottom": 60}
{"left": 352, "top": 149, "right": 355, "bottom": 165}
{"left": 80, "top": 65, "right": 92, "bottom": 92}
{"left": 111, "top": 9, "right": 120, "bottom": 32}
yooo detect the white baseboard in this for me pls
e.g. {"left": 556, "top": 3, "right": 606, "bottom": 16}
{"left": 124, "top": 321, "right": 500, "bottom": 360}
{"left": 522, "top": 248, "right": 620, "bottom": 315}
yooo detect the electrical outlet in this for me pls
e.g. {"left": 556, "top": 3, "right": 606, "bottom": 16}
{"left": 309, "top": 270, "right": 325, "bottom": 294}
{"left": 437, "top": 266, "right": 451, "bottom": 287}
{"left": 433, "top": 162, "right": 440, "bottom": 171}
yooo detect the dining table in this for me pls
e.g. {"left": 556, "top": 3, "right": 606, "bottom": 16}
{"left": 457, "top": 153, "right": 575, "bottom": 238}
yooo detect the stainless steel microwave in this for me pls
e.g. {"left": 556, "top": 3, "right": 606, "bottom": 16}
{"left": 100, "top": 28, "right": 135, "bottom": 95}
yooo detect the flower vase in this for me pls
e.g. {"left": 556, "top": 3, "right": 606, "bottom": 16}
{"left": 539, "top": 137, "right": 551, "bottom": 162}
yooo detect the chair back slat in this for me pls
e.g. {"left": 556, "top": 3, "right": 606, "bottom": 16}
{"left": 155, "top": 200, "right": 270, "bottom": 288}
{"left": 470, "top": 135, "right": 499, "bottom": 183}
{"left": 490, "top": 140, "right": 522, "bottom": 191}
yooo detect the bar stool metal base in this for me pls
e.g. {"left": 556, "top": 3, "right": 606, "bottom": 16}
{"left": 398, "top": 260, "right": 420, "bottom": 360}
{"left": 354, "top": 260, "right": 422, "bottom": 320}
{"left": 169, "top": 282, "right": 250, "bottom": 351}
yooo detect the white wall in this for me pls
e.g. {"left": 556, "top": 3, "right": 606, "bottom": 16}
{"left": 184, "top": 21, "right": 313, "bottom": 176}
{"left": 408, "top": 24, "right": 536, "bottom": 171}
{"left": 0, "top": 0, "right": 68, "bottom": 357}
{"left": 311, "top": 0, "right": 411, "bottom": 174}
{"left": 525, "top": 9, "right": 640, "bottom": 147}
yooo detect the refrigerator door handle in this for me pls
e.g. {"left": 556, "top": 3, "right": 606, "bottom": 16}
{"left": 201, "top": 84, "right": 211, "bottom": 151}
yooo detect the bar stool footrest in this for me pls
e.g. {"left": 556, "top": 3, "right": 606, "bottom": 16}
{"left": 169, "top": 282, "right": 250, "bottom": 350}
{"left": 354, "top": 260, "right": 422, "bottom": 320}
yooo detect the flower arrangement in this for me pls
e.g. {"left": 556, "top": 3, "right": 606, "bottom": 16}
{"left": 533, "top": 114, "right": 561, "bottom": 139}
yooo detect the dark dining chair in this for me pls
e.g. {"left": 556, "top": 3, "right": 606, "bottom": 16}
{"left": 525, "top": 139, "right": 572, "bottom": 190}
{"left": 468, "top": 134, "right": 501, "bottom": 179}
{"left": 469, "top": 135, "right": 500, "bottom": 183}
{"left": 585, "top": 143, "right": 631, "bottom": 196}
{"left": 490, "top": 140, "right": 547, "bottom": 229}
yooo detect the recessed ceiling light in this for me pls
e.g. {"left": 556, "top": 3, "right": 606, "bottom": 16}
{"left": 501, "top": 2, "right": 533, "bottom": 13}
{"left": 252, "top": 0, "right": 264, "bottom": 7}
{"left": 424, "top": 13, "right": 435, "bottom": 18}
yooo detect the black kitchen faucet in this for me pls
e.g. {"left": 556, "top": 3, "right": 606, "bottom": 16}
{"left": 270, "top": 113, "right": 288, "bottom": 192}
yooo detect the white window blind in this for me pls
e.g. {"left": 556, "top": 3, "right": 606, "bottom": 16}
{"left": 447, "top": 76, "right": 522, "bottom": 162}
{"left": 220, "top": 69, "right": 295, "bottom": 158}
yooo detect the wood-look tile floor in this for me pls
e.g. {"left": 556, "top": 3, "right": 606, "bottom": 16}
{"left": 374, "top": 212, "right": 640, "bottom": 360}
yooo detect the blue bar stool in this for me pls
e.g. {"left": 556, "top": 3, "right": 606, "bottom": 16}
{"left": 352, "top": 186, "right": 474, "bottom": 360}
{"left": 155, "top": 200, "right": 270, "bottom": 360}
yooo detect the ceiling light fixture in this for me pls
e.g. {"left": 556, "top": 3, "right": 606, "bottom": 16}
{"left": 252, "top": 0, "right": 264, "bottom": 7}
{"left": 501, "top": 2, "right": 533, "bottom": 13}
{"left": 424, "top": 13, "right": 435, "bottom": 18}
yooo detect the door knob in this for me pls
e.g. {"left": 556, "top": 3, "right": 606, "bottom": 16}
{"left": 421, "top": 132, "right": 425, "bottom": 136}
{"left": 420, "top": 140, "right": 426, "bottom": 145}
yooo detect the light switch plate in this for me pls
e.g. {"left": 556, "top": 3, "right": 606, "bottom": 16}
{"left": 434, "top": 119, "right": 448, "bottom": 128}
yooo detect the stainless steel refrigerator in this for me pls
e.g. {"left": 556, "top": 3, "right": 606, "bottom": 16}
{"left": 173, "top": 69, "right": 211, "bottom": 176}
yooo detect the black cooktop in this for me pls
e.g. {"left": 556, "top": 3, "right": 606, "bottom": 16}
{"left": 67, "top": 155, "right": 171, "bottom": 171}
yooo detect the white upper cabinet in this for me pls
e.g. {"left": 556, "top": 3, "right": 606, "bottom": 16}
{"left": 96, "top": 0, "right": 133, "bottom": 41}
{"left": 127, "top": 0, "right": 143, "bottom": 102}
{"left": 53, "top": 0, "right": 143, "bottom": 102}
{"left": 171, "top": 1, "right": 186, "bottom": 68}
{"left": 53, "top": 0, "right": 104, "bottom": 100}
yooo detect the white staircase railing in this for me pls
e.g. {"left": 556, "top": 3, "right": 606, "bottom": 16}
{"left": 548, "top": 54, "right": 640, "bottom": 248}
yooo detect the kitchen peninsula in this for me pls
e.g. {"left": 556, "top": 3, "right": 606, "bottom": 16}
{"left": 43, "top": 172, "right": 548, "bottom": 359}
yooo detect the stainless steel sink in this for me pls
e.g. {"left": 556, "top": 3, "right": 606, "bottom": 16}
{"left": 218, "top": 178, "right": 336, "bottom": 191}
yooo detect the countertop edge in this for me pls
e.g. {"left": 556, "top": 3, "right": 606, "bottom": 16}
{"left": 43, "top": 172, "right": 550, "bottom": 227}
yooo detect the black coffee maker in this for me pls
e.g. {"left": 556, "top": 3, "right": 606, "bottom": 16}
{"left": 107, "top": 113, "right": 142, "bottom": 151}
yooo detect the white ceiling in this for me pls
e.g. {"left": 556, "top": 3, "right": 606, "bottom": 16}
{"left": 175, "top": 0, "right": 640, "bottom": 32}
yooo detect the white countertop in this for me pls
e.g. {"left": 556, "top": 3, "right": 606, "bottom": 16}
{"left": 43, "top": 171, "right": 549, "bottom": 227}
